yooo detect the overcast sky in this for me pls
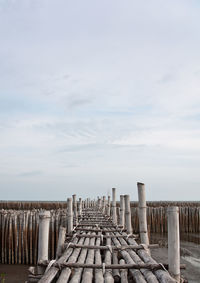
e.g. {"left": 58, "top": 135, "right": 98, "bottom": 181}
{"left": 0, "top": 0, "right": 200, "bottom": 201}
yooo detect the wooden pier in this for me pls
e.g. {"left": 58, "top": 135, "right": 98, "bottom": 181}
{"left": 27, "top": 187, "right": 180, "bottom": 283}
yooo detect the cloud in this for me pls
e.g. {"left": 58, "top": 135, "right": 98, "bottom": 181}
{"left": 18, "top": 170, "right": 43, "bottom": 177}
{"left": 0, "top": 0, "right": 200, "bottom": 200}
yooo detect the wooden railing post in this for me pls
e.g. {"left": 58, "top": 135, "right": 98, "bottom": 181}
{"left": 67, "top": 198, "right": 73, "bottom": 234}
{"left": 112, "top": 188, "right": 117, "bottom": 223}
{"left": 168, "top": 206, "right": 180, "bottom": 282}
{"left": 120, "top": 195, "right": 125, "bottom": 228}
{"left": 124, "top": 195, "right": 132, "bottom": 234}
{"left": 137, "top": 182, "right": 149, "bottom": 246}
{"left": 38, "top": 210, "right": 50, "bottom": 262}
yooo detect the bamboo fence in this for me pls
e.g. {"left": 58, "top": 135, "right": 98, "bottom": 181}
{"left": 0, "top": 202, "right": 199, "bottom": 265}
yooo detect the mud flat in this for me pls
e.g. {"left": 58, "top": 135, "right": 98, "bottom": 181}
{"left": 0, "top": 264, "right": 29, "bottom": 283}
{"left": 151, "top": 233, "right": 200, "bottom": 282}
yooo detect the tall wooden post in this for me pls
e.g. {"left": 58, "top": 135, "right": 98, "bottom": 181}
{"left": 72, "top": 194, "right": 77, "bottom": 226}
{"left": 107, "top": 195, "right": 111, "bottom": 216}
{"left": 120, "top": 195, "right": 125, "bottom": 228}
{"left": 67, "top": 198, "right": 73, "bottom": 234}
{"left": 38, "top": 210, "right": 50, "bottom": 262}
{"left": 102, "top": 196, "right": 106, "bottom": 214}
{"left": 124, "top": 195, "right": 132, "bottom": 234}
{"left": 112, "top": 188, "right": 117, "bottom": 223}
{"left": 168, "top": 207, "right": 180, "bottom": 282}
{"left": 78, "top": 198, "right": 82, "bottom": 218}
{"left": 137, "top": 182, "right": 149, "bottom": 245}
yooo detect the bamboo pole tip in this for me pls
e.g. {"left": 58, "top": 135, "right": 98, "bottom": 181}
{"left": 167, "top": 206, "right": 179, "bottom": 213}
{"left": 137, "top": 182, "right": 145, "bottom": 186}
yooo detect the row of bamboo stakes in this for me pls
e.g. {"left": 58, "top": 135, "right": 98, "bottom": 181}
{"left": 0, "top": 205, "right": 199, "bottom": 265}
{"left": 0, "top": 200, "right": 200, "bottom": 210}
{"left": 0, "top": 209, "right": 66, "bottom": 265}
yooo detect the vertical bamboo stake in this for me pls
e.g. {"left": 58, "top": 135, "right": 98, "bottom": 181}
{"left": 56, "top": 226, "right": 66, "bottom": 259}
{"left": 112, "top": 188, "right": 117, "bottom": 223}
{"left": 168, "top": 207, "right": 180, "bottom": 282}
{"left": 120, "top": 195, "right": 125, "bottom": 228}
{"left": 72, "top": 194, "right": 77, "bottom": 226}
{"left": 38, "top": 210, "right": 50, "bottom": 262}
{"left": 29, "top": 212, "right": 33, "bottom": 264}
{"left": 137, "top": 182, "right": 149, "bottom": 246}
{"left": 78, "top": 198, "right": 82, "bottom": 218}
{"left": 124, "top": 195, "right": 132, "bottom": 234}
{"left": 67, "top": 198, "right": 73, "bottom": 234}
{"left": 107, "top": 196, "right": 111, "bottom": 216}
{"left": 102, "top": 196, "right": 106, "bottom": 214}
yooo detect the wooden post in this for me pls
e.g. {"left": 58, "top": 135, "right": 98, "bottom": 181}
{"left": 72, "top": 194, "right": 77, "bottom": 226}
{"left": 168, "top": 207, "right": 180, "bottom": 282}
{"left": 124, "top": 195, "right": 132, "bottom": 234}
{"left": 112, "top": 188, "right": 117, "bottom": 223}
{"left": 137, "top": 182, "right": 149, "bottom": 246}
{"left": 56, "top": 227, "right": 66, "bottom": 259}
{"left": 120, "top": 195, "right": 125, "bottom": 228}
{"left": 38, "top": 210, "right": 50, "bottom": 262}
{"left": 67, "top": 198, "right": 73, "bottom": 234}
{"left": 102, "top": 196, "right": 106, "bottom": 214}
{"left": 78, "top": 198, "right": 82, "bottom": 218}
{"left": 107, "top": 195, "right": 111, "bottom": 216}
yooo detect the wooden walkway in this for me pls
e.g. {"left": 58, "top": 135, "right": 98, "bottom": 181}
{"left": 28, "top": 203, "right": 177, "bottom": 283}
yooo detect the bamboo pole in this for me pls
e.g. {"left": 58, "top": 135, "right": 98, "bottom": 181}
{"left": 137, "top": 183, "right": 149, "bottom": 246}
{"left": 120, "top": 195, "right": 125, "bottom": 228}
{"left": 124, "top": 195, "right": 132, "bottom": 234}
{"left": 38, "top": 210, "right": 50, "bottom": 262}
{"left": 94, "top": 232, "right": 104, "bottom": 283}
{"left": 107, "top": 195, "right": 111, "bottom": 216}
{"left": 112, "top": 188, "right": 117, "bottom": 224}
{"left": 120, "top": 259, "right": 128, "bottom": 283}
{"left": 112, "top": 251, "right": 120, "bottom": 282}
{"left": 67, "top": 198, "right": 73, "bottom": 234}
{"left": 57, "top": 235, "right": 87, "bottom": 282}
{"left": 72, "top": 194, "right": 77, "bottom": 226}
{"left": 104, "top": 233, "right": 114, "bottom": 283}
{"left": 82, "top": 233, "right": 96, "bottom": 283}
{"left": 69, "top": 234, "right": 91, "bottom": 283}
{"left": 168, "top": 207, "right": 180, "bottom": 282}
{"left": 56, "top": 227, "right": 66, "bottom": 259}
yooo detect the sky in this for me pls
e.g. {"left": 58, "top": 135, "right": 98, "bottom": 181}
{"left": 0, "top": 0, "right": 200, "bottom": 201}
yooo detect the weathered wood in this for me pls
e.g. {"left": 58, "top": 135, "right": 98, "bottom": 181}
{"left": 72, "top": 194, "right": 78, "bottom": 226}
{"left": 63, "top": 243, "right": 159, "bottom": 250}
{"left": 104, "top": 233, "right": 114, "bottom": 283}
{"left": 38, "top": 210, "right": 50, "bottom": 262}
{"left": 120, "top": 259, "right": 128, "bottom": 283}
{"left": 67, "top": 198, "right": 73, "bottom": 234}
{"left": 112, "top": 188, "right": 117, "bottom": 223}
{"left": 94, "top": 233, "right": 104, "bottom": 283}
{"left": 168, "top": 206, "right": 180, "bottom": 282}
{"left": 56, "top": 226, "right": 66, "bottom": 259}
{"left": 112, "top": 251, "right": 120, "bottom": 282}
{"left": 137, "top": 183, "right": 149, "bottom": 246}
{"left": 124, "top": 195, "right": 132, "bottom": 234}
{"left": 82, "top": 234, "right": 96, "bottom": 283}
{"left": 57, "top": 236, "right": 86, "bottom": 282}
{"left": 120, "top": 195, "right": 125, "bottom": 228}
{"left": 69, "top": 235, "right": 91, "bottom": 283}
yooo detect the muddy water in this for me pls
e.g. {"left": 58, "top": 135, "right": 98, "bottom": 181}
{"left": 150, "top": 233, "right": 200, "bottom": 283}
{"left": 0, "top": 264, "right": 29, "bottom": 283}
{"left": 0, "top": 233, "right": 199, "bottom": 283}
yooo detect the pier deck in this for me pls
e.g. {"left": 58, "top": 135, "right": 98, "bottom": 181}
{"left": 29, "top": 206, "right": 176, "bottom": 283}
